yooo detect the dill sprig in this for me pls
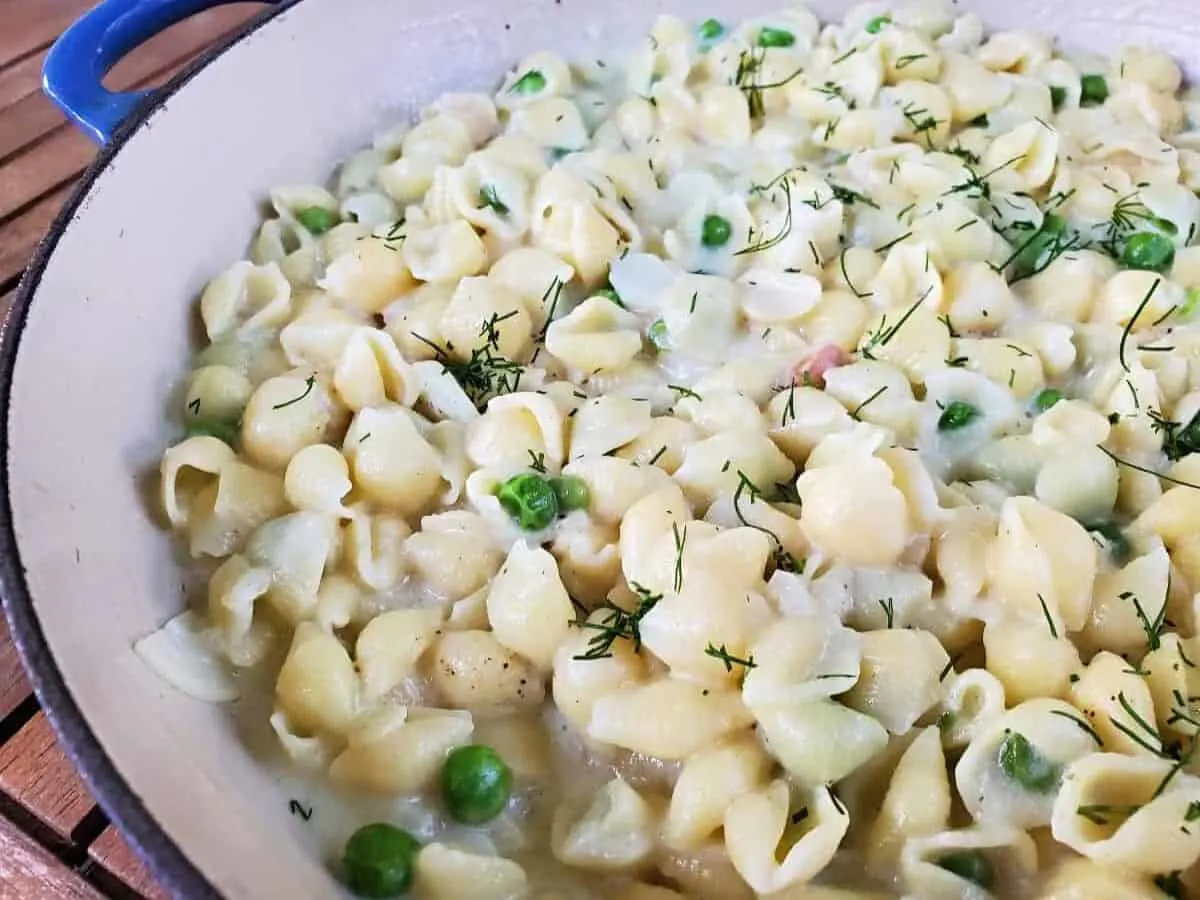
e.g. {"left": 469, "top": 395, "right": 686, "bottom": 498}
{"left": 1050, "top": 710, "right": 1103, "bottom": 747}
{"left": 877, "top": 597, "right": 896, "bottom": 628}
{"left": 840, "top": 250, "right": 872, "bottom": 298}
{"left": 850, "top": 385, "right": 888, "bottom": 420}
{"left": 533, "top": 277, "right": 565, "bottom": 345}
{"left": 1112, "top": 691, "right": 1166, "bottom": 757}
{"left": 1149, "top": 408, "right": 1200, "bottom": 462}
{"left": 668, "top": 384, "right": 702, "bottom": 402}
{"left": 705, "top": 642, "right": 757, "bottom": 671}
{"left": 859, "top": 291, "right": 930, "bottom": 359}
{"left": 944, "top": 154, "right": 1025, "bottom": 202}
{"left": 1098, "top": 446, "right": 1200, "bottom": 492}
{"left": 1119, "top": 277, "right": 1161, "bottom": 372}
{"left": 1100, "top": 191, "right": 1161, "bottom": 256}
{"left": 410, "top": 314, "right": 524, "bottom": 410}
{"left": 736, "top": 179, "right": 794, "bottom": 256}
{"left": 735, "top": 48, "right": 804, "bottom": 118}
{"left": 1038, "top": 593, "right": 1059, "bottom": 638}
{"left": 1122, "top": 590, "right": 1167, "bottom": 652}
{"left": 672, "top": 522, "right": 687, "bottom": 594}
{"left": 828, "top": 183, "right": 879, "bottom": 209}
{"left": 573, "top": 584, "right": 662, "bottom": 661}
{"left": 780, "top": 383, "right": 798, "bottom": 426}
{"left": 272, "top": 374, "right": 316, "bottom": 410}
{"left": 732, "top": 470, "right": 803, "bottom": 573}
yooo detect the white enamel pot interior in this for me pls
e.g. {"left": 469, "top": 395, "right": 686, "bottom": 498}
{"left": 3, "top": 0, "right": 1200, "bottom": 897}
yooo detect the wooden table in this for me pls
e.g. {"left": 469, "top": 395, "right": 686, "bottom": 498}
{"left": 0, "top": 4, "right": 265, "bottom": 896}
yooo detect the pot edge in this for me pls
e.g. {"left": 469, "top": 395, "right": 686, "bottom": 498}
{"left": 0, "top": 2, "right": 304, "bottom": 897}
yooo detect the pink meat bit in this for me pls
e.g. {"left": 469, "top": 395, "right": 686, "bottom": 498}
{"left": 791, "top": 344, "right": 849, "bottom": 388}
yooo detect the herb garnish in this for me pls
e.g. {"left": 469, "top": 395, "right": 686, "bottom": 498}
{"left": 672, "top": 522, "right": 687, "bottom": 593}
{"left": 478, "top": 184, "right": 509, "bottom": 215}
{"left": 851, "top": 385, "right": 888, "bottom": 420}
{"left": 1038, "top": 593, "right": 1059, "bottom": 638}
{"left": 878, "top": 597, "right": 895, "bottom": 628}
{"left": 732, "top": 470, "right": 803, "bottom": 573}
{"left": 272, "top": 375, "right": 316, "bottom": 410}
{"left": 736, "top": 180, "right": 794, "bottom": 255}
{"left": 411, "top": 315, "right": 523, "bottom": 410}
{"left": 573, "top": 584, "right": 662, "bottom": 660}
{"left": 1119, "top": 277, "right": 1162, "bottom": 372}
{"left": 859, "top": 292, "right": 929, "bottom": 359}
{"left": 705, "top": 643, "right": 757, "bottom": 671}
{"left": 1149, "top": 408, "right": 1200, "bottom": 461}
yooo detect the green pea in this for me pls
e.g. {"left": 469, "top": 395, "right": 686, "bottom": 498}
{"left": 1080, "top": 73, "right": 1109, "bottom": 106}
{"left": 698, "top": 17, "right": 724, "bottom": 41}
{"left": 185, "top": 418, "right": 240, "bottom": 447}
{"left": 647, "top": 319, "right": 671, "bottom": 350}
{"left": 701, "top": 214, "right": 732, "bottom": 247}
{"left": 510, "top": 69, "right": 546, "bottom": 95}
{"left": 478, "top": 184, "right": 509, "bottom": 216}
{"left": 1034, "top": 388, "right": 1065, "bottom": 412}
{"left": 997, "top": 731, "right": 1062, "bottom": 794}
{"left": 1122, "top": 232, "right": 1175, "bottom": 273}
{"left": 551, "top": 475, "right": 590, "bottom": 512}
{"left": 442, "top": 745, "right": 513, "bottom": 824}
{"left": 1011, "top": 213, "right": 1068, "bottom": 279}
{"left": 758, "top": 26, "right": 796, "bottom": 48}
{"left": 865, "top": 15, "right": 891, "bottom": 34}
{"left": 342, "top": 823, "right": 420, "bottom": 898}
{"left": 496, "top": 473, "right": 558, "bottom": 531}
{"left": 1086, "top": 521, "right": 1132, "bottom": 566}
{"left": 1183, "top": 286, "right": 1200, "bottom": 320}
{"left": 938, "top": 400, "right": 980, "bottom": 432}
{"left": 296, "top": 206, "right": 337, "bottom": 235}
{"left": 1049, "top": 85, "right": 1067, "bottom": 110}
{"left": 935, "top": 850, "right": 995, "bottom": 889}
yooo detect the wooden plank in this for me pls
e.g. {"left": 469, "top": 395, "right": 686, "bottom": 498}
{"left": 0, "top": 124, "right": 93, "bottom": 221}
{"left": 0, "top": 0, "right": 95, "bottom": 71}
{"left": 0, "top": 810, "right": 104, "bottom": 900}
{"left": 0, "top": 182, "right": 73, "bottom": 287}
{"left": 0, "top": 713, "right": 95, "bottom": 842}
{"left": 0, "top": 44, "right": 46, "bottom": 112}
{"left": 0, "top": 91, "right": 68, "bottom": 164}
{"left": 0, "top": 613, "right": 30, "bottom": 724}
{"left": 88, "top": 827, "right": 171, "bottom": 900}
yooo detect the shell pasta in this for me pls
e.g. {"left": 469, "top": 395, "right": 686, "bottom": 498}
{"left": 145, "top": 2, "right": 1200, "bottom": 897}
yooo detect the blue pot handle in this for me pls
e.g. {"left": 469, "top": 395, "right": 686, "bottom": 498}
{"left": 44, "top": 0, "right": 278, "bottom": 145}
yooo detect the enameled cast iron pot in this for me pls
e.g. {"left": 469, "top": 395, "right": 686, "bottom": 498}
{"left": 2, "top": 0, "right": 1198, "bottom": 896}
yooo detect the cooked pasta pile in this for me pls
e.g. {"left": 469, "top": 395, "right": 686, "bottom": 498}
{"left": 144, "top": 2, "right": 1200, "bottom": 897}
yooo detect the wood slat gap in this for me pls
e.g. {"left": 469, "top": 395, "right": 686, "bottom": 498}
{"left": 0, "top": 693, "right": 37, "bottom": 747}
{"left": 0, "top": 810, "right": 103, "bottom": 900}
{"left": 86, "top": 827, "right": 172, "bottom": 900}
{"left": 0, "top": 614, "right": 32, "bottom": 725}
{"left": 0, "top": 712, "right": 96, "bottom": 843}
